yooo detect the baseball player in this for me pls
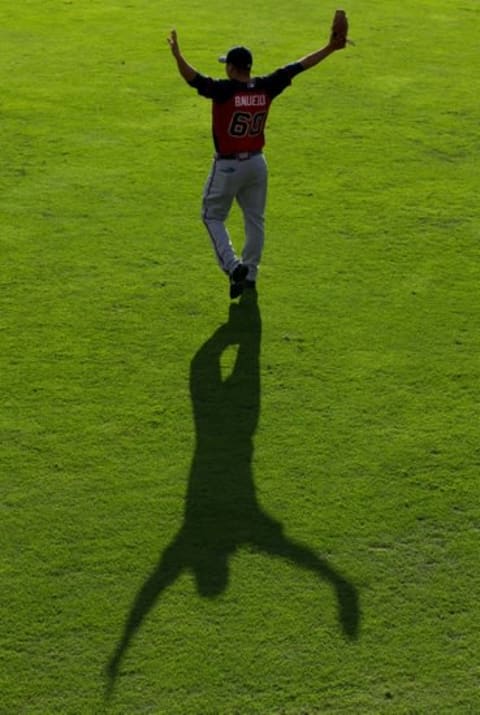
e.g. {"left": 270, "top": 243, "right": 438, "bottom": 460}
{"left": 167, "top": 12, "right": 349, "bottom": 299}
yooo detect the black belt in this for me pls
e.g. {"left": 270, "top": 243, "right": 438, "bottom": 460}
{"left": 216, "top": 150, "right": 262, "bottom": 161}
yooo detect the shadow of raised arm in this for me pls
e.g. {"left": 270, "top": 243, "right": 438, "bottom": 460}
{"left": 106, "top": 537, "right": 186, "bottom": 686}
{"left": 253, "top": 525, "right": 359, "bottom": 639}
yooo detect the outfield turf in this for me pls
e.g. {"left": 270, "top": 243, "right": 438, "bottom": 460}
{"left": 1, "top": 1, "right": 479, "bottom": 713}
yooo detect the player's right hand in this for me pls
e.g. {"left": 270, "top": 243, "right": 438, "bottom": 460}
{"left": 167, "top": 29, "right": 180, "bottom": 56}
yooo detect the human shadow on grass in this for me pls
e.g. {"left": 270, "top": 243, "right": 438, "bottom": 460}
{"left": 106, "top": 289, "right": 359, "bottom": 690}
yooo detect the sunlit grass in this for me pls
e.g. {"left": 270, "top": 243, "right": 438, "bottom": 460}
{"left": 1, "top": 1, "right": 479, "bottom": 712}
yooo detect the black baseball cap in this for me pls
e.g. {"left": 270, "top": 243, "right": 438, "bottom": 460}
{"left": 218, "top": 46, "right": 253, "bottom": 70}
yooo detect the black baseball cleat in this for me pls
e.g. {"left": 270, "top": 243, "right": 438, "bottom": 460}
{"left": 231, "top": 263, "right": 248, "bottom": 283}
{"left": 229, "top": 263, "right": 248, "bottom": 299}
{"left": 230, "top": 281, "right": 244, "bottom": 299}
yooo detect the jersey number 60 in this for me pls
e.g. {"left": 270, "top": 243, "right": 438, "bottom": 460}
{"left": 228, "top": 111, "right": 267, "bottom": 138}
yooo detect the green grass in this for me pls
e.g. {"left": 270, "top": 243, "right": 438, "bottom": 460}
{"left": 1, "top": 0, "right": 479, "bottom": 713}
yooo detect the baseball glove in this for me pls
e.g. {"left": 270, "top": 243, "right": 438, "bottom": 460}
{"left": 330, "top": 9, "right": 349, "bottom": 49}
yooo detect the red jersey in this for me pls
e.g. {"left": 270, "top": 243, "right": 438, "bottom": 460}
{"left": 189, "top": 64, "right": 304, "bottom": 155}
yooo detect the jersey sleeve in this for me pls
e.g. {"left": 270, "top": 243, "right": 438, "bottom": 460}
{"left": 260, "top": 62, "right": 305, "bottom": 99}
{"left": 188, "top": 73, "right": 233, "bottom": 102}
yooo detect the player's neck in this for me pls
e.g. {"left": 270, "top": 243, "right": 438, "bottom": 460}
{"left": 229, "top": 68, "right": 251, "bottom": 82}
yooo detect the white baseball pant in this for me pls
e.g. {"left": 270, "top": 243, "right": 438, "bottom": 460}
{"left": 201, "top": 153, "right": 268, "bottom": 281}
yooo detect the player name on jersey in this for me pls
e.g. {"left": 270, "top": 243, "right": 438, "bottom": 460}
{"left": 234, "top": 94, "right": 267, "bottom": 108}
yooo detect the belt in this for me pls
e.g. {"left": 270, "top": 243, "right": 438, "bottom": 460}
{"left": 216, "top": 150, "right": 262, "bottom": 161}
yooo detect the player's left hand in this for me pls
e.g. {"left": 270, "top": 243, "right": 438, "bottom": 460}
{"left": 329, "top": 9, "right": 349, "bottom": 50}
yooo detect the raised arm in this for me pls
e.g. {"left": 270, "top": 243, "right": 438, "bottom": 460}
{"left": 296, "top": 9, "right": 349, "bottom": 70}
{"left": 296, "top": 44, "right": 338, "bottom": 70}
{"left": 167, "top": 29, "right": 197, "bottom": 83}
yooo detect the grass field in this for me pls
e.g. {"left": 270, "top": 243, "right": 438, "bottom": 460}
{"left": 1, "top": 1, "right": 479, "bottom": 713}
